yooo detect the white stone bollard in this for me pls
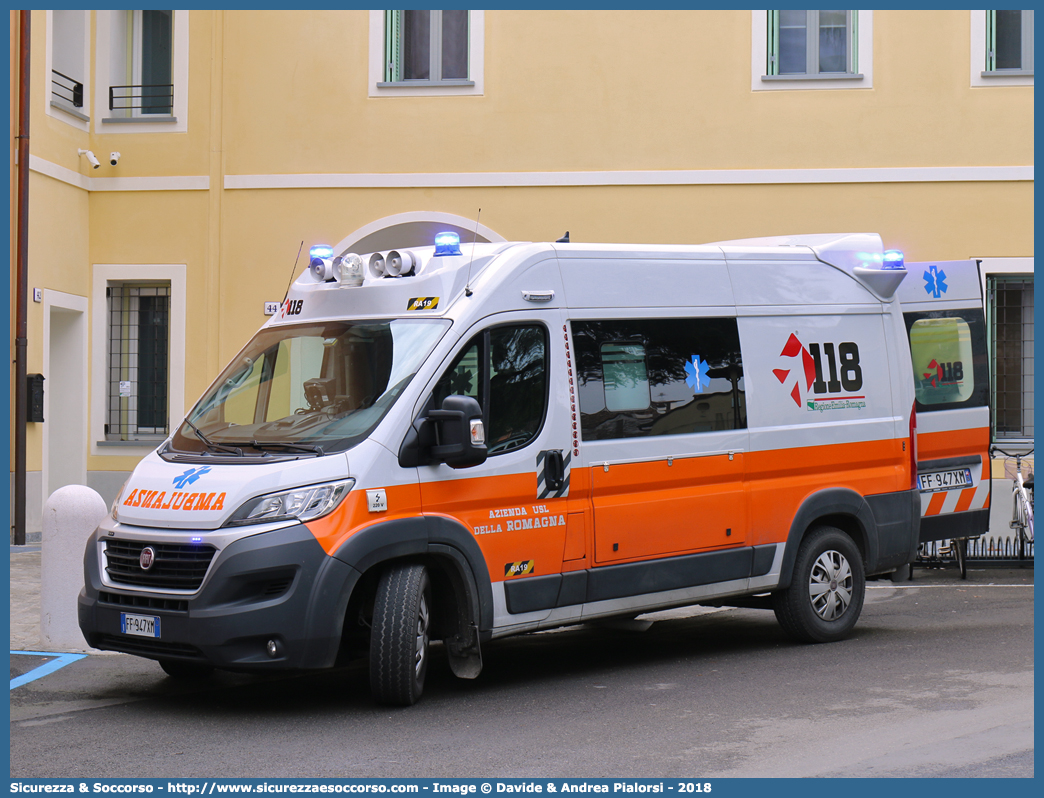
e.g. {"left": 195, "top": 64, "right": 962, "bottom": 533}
{"left": 41, "top": 485, "right": 108, "bottom": 651}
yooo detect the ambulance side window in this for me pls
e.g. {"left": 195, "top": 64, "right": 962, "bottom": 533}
{"left": 572, "top": 318, "right": 745, "bottom": 441}
{"left": 434, "top": 340, "right": 482, "bottom": 406}
{"left": 433, "top": 324, "right": 548, "bottom": 455}
{"left": 904, "top": 309, "right": 988, "bottom": 412}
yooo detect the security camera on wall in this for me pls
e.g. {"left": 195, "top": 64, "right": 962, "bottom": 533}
{"left": 110, "top": 152, "right": 121, "bottom": 166}
{"left": 78, "top": 149, "right": 100, "bottom": 169}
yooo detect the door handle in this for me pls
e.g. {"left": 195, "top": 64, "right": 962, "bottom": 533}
{"left": 544, "top": 450, "right": 564, "bottom": 492}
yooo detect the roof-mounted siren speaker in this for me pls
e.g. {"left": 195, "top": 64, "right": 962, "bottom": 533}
{"left": 310, "top": 257, "right": 336, "bottom": 282}
{"left": 385, "top": 250, "right": 416, "bottom": 277}
{"left": 368, "top": 252, "right": 387, "bottom": 278}
{"left": 308, "top": 244, "right": 336, "bottom": 282}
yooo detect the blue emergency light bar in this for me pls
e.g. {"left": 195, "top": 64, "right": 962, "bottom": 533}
{"left": 882, "top": 250, "right": 905, "bottom": 270}
{"left": 310, "top": 244, "right": 334, "bottom": 260}
{"left": 434, "top": 232, "right": 462, "bottom": 257}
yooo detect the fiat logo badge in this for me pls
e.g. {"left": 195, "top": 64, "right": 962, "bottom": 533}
{"left": 139, "top": 546, "right": 156, "bottom": 571}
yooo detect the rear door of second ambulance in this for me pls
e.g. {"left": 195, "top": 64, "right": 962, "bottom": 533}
{"left": 897, "top": 260, "right": 991, "bottom": 542}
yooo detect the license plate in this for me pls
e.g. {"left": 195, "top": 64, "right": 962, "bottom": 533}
{"left": 918, "top": 468, "right": 973, "bottom": 493}
{"left": 120, "top": 613, "right": 160, "bottom": 638}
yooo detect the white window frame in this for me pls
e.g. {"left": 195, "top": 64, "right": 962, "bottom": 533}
{"left": 369, "top": 9, "right": 484, "bottom": 97}
{"left": 91, "top": 264, "right": 186, "bottom": 458}
{"left": 971, "top": 10, "right": 1034, "bottom": 87}
{"left": 46, "top": 9, "right": 91, "bottom": 130}
{"left": 752, "top": 10, "right": 873, "bottom": 91}
{"left": 94, "top": 9, "right": 189, "bottom": 133}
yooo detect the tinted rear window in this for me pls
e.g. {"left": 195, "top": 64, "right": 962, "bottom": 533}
{"left": 904, "top": 309, "right": 988, "bottom": 412}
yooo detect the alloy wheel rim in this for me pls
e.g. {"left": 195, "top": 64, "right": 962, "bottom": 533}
{"left": 415, "top": 591, "right": 430, "bottom": 677}
{"left": 808, "top": 549, "right": 853, "bottom": 621}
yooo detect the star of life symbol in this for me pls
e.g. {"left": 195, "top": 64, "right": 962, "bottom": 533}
{"left": 173, "top": 466, "right": 211, "bottom": 489}
{"left": 685, "top": 355, "right": 711, "bottom": 393}
{"left": 923, "top": 265, "right": 948, "bottom": 299}
{"left": 773, "top": 333, "right": 816, "bottom": 407}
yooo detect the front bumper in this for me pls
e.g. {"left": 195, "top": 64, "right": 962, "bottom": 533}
{"left": 78, "top": 522, "right": 360, "bottom": 671}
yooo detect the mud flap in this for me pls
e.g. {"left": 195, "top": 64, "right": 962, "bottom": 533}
{"left": 445, "top": 622, "right": 483, "bottom": 679}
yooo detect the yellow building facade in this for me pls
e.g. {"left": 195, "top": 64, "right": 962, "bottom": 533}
{"left": 9, "top": 10, "right": 1033, "bottom": 540}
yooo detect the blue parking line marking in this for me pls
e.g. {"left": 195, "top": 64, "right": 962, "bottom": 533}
{"left": 10, "top": 651, "right": 87, "bottom": 690}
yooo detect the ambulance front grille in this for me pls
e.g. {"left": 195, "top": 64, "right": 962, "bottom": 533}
{"left": 98, "top": 591, "right": 189, "bottom": 613}
{"left": 105, "top": 539, "right": 217, "bottom": 591}
{"left": 98, "top": 634, "right": 202, "bottom": 659}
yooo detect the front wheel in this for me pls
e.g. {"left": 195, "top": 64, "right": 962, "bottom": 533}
{"left": 773, "top": 526, "right": 865, "bottom": 643}
{"left": 369, "top": 563, "right": 432, "bottom": 706}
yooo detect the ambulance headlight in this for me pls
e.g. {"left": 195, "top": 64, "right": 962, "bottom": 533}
{"left": 336, "top": 253, "right": 364, "bottom": 287}
{"left": 110, "top": 477, "right": 131, "bottom": 521}
{"left": 882, "top": 250, "right": 905, "bottom": 270}
{"left": 434, "top": 231, "right": 462, "bottom": 257}
{"left": 224, "top": 479, "right": 354, "bottom": 527}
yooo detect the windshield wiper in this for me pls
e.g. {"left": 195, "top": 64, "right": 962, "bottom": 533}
{"left": 225, "top": 439, "right": 325, "bottom": 456}
{"left": 182, "top": 418, "right": 244, "bottom": 456}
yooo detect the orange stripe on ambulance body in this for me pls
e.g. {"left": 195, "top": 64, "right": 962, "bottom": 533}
{"left": 954, "top": 487, "right": 975, "bottom": 513}
{"left": 421, "top": 471, "right": 572, "bottom": 583}
{"left": 924, "top": 491, "right": 947, "bottom": 516}
{"left": 747, "top": 437, "right": 910, "bottom": 548}
{"left": 590, "top": 452, "right": 747, "bottom": 564}
{"left": 917, "top": 427, "right": 990, "bottom": 463}
{"left": 304, "top": 436, "right": 911, "bottom": 585}
{"left": 305, "top": 483, "right": 423, "bottom": 556}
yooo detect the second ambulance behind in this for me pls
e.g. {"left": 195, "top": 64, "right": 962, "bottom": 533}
{"left": 80, "top": 231, "right": 921, "bottom": 705}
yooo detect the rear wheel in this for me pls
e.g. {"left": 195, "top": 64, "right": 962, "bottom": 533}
{"left": 369, "top": 563, "right": 432, "bottom": 706}
{"left": 159, "top": 659, "right": 214, "bottom": 680}
{"left": 773, "top": 526, "right": 865, "bottom": 643}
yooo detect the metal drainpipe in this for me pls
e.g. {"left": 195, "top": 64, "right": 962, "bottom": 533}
{"left": 14, "top": 10, "right": 31, "bottom": 545}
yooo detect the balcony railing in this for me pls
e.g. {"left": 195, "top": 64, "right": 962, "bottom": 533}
{"left": 52, "top": 69, "right": 84, "bottom": 108}
{"left": 109, "top": 83, "right": 174, "bottom": 115}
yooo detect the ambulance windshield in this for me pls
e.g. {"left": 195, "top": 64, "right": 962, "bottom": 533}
{"left": 169, "top": 318, "right": 451, "bottom": 457}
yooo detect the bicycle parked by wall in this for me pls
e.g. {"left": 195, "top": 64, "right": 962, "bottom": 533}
{"left": 991, "top": 445, "right": 1034, "bottom": 561}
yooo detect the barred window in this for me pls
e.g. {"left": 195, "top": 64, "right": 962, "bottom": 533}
{"left": 988, "top": 276, "right": 1034, "bottom": 440}
{"left": 106, "top": 283, "right": 170, "bottom": 440}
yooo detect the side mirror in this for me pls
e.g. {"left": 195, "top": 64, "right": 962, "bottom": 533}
{"left": 398, "top": 395, "right": 487, "bottom": 469}
{"left": 428, "top": 395, "right": 488, "bottom": 468}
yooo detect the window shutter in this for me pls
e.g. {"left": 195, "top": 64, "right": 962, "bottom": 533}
{"left": 850, "top": 10, "right": 858, "bottom": 73}
{"left": 767, "top": 10, "right": 779, "bottom": 75}
{"left": 385, "top": 10, "right": 402, "bottom": 82}
{"left": 985, "top": 10, "right": 996, "bottom": 72}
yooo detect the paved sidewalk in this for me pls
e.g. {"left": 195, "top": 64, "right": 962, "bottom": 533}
{"left": 10, "top": 546, "right": 44, "bottom": 652}
{"left": 10, "top": 545, "right": 109, "bottom": 655}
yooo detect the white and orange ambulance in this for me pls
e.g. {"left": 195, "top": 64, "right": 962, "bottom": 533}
{"left": 80, "top": 231, "right": 922, "bottom": 705}
{"left": 895, "top": 260, "right": 991, "bottom": 551}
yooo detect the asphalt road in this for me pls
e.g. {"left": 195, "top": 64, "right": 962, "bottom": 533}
{"left": 10, "top": 566, "right": 1034, "bottom": 779}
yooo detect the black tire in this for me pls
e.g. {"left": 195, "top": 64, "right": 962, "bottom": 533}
{"left": 773, "top": 526, "right": 865, "bottom": 643}
{"left": 889, "top": 562, "right": 911, "bottom": 583}
{"left": 369, "top": 563, "right": 432, "bottom": 706}
{"left": 159, "top": 659, "right": 214, "bottom": 680}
